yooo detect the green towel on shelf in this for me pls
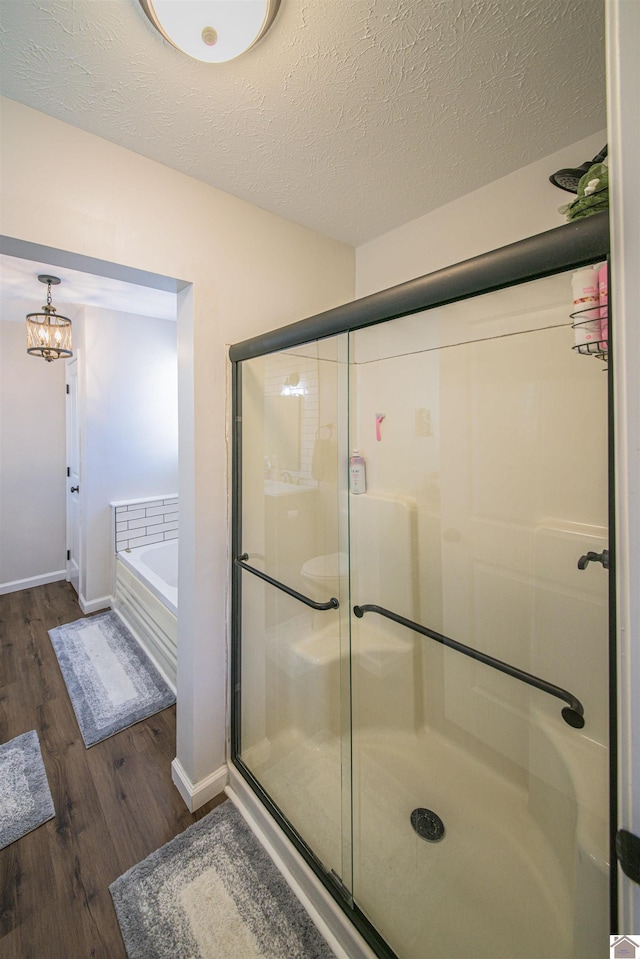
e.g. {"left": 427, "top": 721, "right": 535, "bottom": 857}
{"left": 559, "top": 162, "right": 609, "bottom": 221}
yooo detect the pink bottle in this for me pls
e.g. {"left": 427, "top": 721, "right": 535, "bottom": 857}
{"left": 571, "top": 267, "right": 600, "bottom": 346}
{"left": 598, "top": 262, "right": 608, "bottom": 348}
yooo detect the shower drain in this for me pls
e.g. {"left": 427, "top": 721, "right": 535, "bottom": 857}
{"left": 410, "top": 807, "right": 445, "bottom": 842}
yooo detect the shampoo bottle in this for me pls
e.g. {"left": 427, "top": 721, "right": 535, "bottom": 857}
{"left": 571, "top": 267, "right": 600, "bottom": 346}
{"left": 598, "top": 261, "right": 608, "bottom": 347}
{"left": 349, "top": 450, "right": 366, "bottom": 494}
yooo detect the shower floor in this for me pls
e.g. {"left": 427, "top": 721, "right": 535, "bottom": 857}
{"left": 253, "top": 723, "right": 604, "bottom": 959}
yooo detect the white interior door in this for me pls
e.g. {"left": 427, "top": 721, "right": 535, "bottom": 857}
{"left": 65, "top": 357, "right": 80, "bottom": 595}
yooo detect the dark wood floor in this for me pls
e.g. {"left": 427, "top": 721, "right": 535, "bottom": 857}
{"left": 0, "top": 581, "right": 225, "bottom": 959}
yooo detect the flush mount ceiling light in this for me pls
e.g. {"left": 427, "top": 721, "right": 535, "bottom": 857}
{"left": 26, "top": 275, "right": 73, "bottom": 363}
{"left": 139, "top": 0, "right": 281, "bottom": 63}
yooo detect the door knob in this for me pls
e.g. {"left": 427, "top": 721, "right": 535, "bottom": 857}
{"left": 577, "top": 549, "right": 609, "bottom": 570}
{"left": 70, "top": 485, "right": 79, "bottom": 493}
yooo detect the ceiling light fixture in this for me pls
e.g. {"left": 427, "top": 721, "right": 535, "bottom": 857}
{"left": 139, "top": 0, "right": 281, "bottom": 63}
{"left": 26, "top": 275, "right": 73, "bottom": 363}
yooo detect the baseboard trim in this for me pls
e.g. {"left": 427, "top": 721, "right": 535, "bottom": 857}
{"left": 226, "top": 768, "right": 378, "bottom": 959}
{"left": 171, "top": 758, "right": 228, "bottom": 813}
{"left": 78, "top": 592, "right": 112, "bottom": 615}
{"left": 0, "top": 569, "right": 66, "bottom": 595}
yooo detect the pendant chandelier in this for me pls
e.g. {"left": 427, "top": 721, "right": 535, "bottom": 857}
{"left": 26, "top": 275, "right": 73, "bottom": 363}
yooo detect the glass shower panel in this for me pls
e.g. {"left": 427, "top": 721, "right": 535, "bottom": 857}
{"left": 237, "top": 336, "right": 352, "bottom": 889}
{"left": 349, "top": 270, "right": 609, "bottom": 959}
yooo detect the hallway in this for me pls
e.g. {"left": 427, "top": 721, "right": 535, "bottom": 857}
{"left": 0, "top": 581, "right": 224, "bottom": 959}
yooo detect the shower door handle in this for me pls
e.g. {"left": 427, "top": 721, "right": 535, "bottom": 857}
{"left": 70, "top": 485, "right": 79, "bottom": 493}
{"left": 577, "top": 549, "right": 609, "bottom": 570}
{"left": 235, "top": 555, "right": 339, "bottom": 611}
{"left": 354, "top": 603, "right": 585, "bottom": 728}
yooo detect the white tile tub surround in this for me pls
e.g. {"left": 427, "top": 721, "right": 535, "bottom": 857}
{"left": 111, "top": 496, "right": 179, "bottom": 553}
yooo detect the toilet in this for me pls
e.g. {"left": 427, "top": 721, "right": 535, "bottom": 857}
{"left": 300, "top": 552, "right": 348, "bottom": 611}
{"left": 294, "top": 552, "right": 348, "bottom": 663}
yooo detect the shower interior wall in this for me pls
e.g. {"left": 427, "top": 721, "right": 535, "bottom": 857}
{"left": 351, "top": 280, "right": 609, "bottom": 746}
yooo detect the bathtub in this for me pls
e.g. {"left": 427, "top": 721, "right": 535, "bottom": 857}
{"left": 113, "top": 539, "right": 178, "bottom": 689}
{"left": 118, "top": 539, "right": 178, "bottom": 615}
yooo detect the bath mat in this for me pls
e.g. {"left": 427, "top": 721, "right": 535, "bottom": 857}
{"left": 110, "top": 800, "right": 336, "bottom": 959}
{"left": 0, "top": 730, "right": 55, "bottom": 849}
{"left": 48, "top": 610, "right": 175, "bottom": 748}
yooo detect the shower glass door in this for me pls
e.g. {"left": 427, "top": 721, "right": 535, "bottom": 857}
{"left": 348, "top": 268, "right": 610, "bottom": 958}
{"left": 235, "top": 334, "right": 353, "bottom": 894}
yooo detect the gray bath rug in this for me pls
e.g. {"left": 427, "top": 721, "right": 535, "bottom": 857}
{"left": 0, "top": 730, "right": 55, "bottom": 850}
{"left": 48, "top": 610, "right": 175, "bottom": 747}
{"left": 110, "top": 800, "right": 336, "bottom": 959}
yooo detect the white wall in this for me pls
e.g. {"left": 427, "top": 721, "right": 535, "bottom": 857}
{"left": 78, "top": 306, "right": 179, "bottom": 609}
{"left": 0, "top": 300, "right": 178, "bottom": 604}
{"left": 356, "top": 130, "right": 608, "bottom": 296}
{"left": 0, "top": 97, "right": 355, "bottom": 802}
{"left": 0, "top": 309, "right": 67, "bottom": 589}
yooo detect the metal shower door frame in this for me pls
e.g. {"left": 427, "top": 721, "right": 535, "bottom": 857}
{"left": 229, "top": 211, "right": 615, "bottom": 957}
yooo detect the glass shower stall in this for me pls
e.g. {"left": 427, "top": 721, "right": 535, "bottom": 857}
{"left": 229, "top": 212, "right": 614, "bottom": 959}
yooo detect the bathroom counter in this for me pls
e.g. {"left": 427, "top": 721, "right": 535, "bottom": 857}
{"left": 263, "top": 480, "right": 317, "bottom": 497}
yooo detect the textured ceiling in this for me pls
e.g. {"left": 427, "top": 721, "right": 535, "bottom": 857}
{"left": 0, "top": 0, "right": 606, "bottom": 246}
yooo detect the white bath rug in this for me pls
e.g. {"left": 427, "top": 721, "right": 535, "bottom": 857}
{"left": 0, "top": 730, "right": 55, "bottom": 850}
{"left": 48, "top": 610, "right": 175, "bottom": 747}
{"left": 110, "top": 801, "right": 335, "bottom": 959}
